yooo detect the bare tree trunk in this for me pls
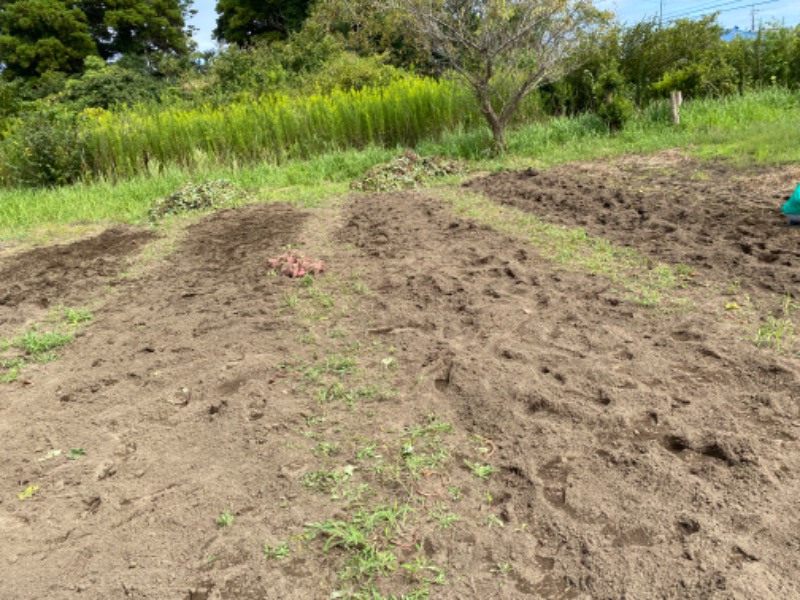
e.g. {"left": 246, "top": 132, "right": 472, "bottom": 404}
{"left": 478, "top": 94, "right": 508, "bottom": 154}
{"left": 670, "top": 91, "right": 683, "bottom": 125}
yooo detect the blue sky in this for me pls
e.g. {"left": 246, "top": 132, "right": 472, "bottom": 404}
{"left": 189, "top": 0, "right": 800, "bottom": 51}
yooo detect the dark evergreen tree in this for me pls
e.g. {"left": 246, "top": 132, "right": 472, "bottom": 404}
{"left": 0, "top": 0, "right": 97, "bottom": 77}
{"left": 0, "top": 0, "right": 195, "bottom": 79}
{"left": 214, "top": 0, "right": 311, "bottom": 45}
{"left": 77, "top": 0, "right": 195, "bottom": 60}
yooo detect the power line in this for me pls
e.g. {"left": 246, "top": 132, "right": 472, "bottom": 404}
{"left": 664, "top": 0, "right": 752, "bottom": 20}
{"left": 665, "top": 0, "right": 781, "bottom": 21}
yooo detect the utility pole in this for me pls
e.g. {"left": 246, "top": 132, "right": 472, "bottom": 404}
{"left": 659, "top": 0, "right": 664, "bottom": 28}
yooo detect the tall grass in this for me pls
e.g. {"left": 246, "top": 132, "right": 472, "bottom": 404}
{"left": 80, "top": 78, "right": 480, "bottom": 181}
{"left": 2, "top": 88, "right": 798, "bottom": 241}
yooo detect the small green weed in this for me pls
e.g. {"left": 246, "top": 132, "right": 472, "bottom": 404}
{"left": 448, "top": 486, "right": 462, "bottom": 501}
{"left": 264, "top": 541, "right": 292, "bottom": 560}
{"left": 754, "top": 295, "right": 798, "bottom": 352}
{"left": 302, "top": 355, "right": 357, "bottom": 383}
{"left": 355, "top": 443, "right": 380, "bottom": 461}
{"left": 305, "top": 503, "right": 415, "bottom": 583}
{"left": 328, "top": 326, "right": 347, "bottom": 339}
{"left": 217, "top": 510, "right": 235, "bottom": 528}
{"left": 754, "top": 316, "right": 795, "bottom": 351}
{"left": 58, "top": 307, "right": 94, "bottom": 327}
{"left": 0, "top": 358, "right": 24, "bottom": 383}
{"left": 429, "top": 504, "right": 460, "bottom": 529}
{"left": 306, "top": 414, "right": 326, "bottom": 427}
{"left": 313, "top": 442, "right": 340, "bottom": 457}
{"left": 399, "top": 415, "right": 453, "bottom": 478}
{"left": 17, "top": 328, "right": 74, "bottom": 356}
{"left": 0, "top": 308, "right": 92, "bottom": 383}
{"left": 484, "top": 514, "right": 505, "bottom": 528}
{"left": 351, "top": 281, "right": 370, "bottom": 296}
{"left": 325, "top": 355, "right": 358, "bottom": 376}
{"left": 283, "top": 293, "right": 300, "bottom": 310}
{"left": 309, "top": 287, "right": 335, "bottom": 308}
{"left": 401, "top": 556, "right": 448, "bottom": 585}
{"left": 316, "top": 381, "right": 348, "bottom": 403}
{"left": 302, "top": 468, "right": 350, "bottom": 494}
{"left": 402, "top": 445, "right": 449, "bottom": 478}
{"left": 464, "top": 460, "right": 497, "bottom": 480}
{"left": 405, "top": 415, "right": 453, "bottom": 438}
{"left": 491, "top": 562, "right": 513, "bottom": 576}
{"left": 68, "top": 448, "right": 86, "bottom": 460}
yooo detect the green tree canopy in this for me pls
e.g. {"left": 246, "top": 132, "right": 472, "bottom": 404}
{"left": 77, "top": 0, "right": 195, "bottom": 60}
{"left": 620, "top": 15, "right": 731, "bottom": 104}
{"left": 0, "top": 0, "right": 97, "bottom": 77}
{"left": 399, "top": 0, "right": 607, "bottom": 151}
{"left": 304, "top": 0, "right": 435, "bottom": 73}
{"left": 0, "top": 0, "right": 194, "bottom": 79}
{"left": 214, "top": 0, "right": 311, "bottom": 45}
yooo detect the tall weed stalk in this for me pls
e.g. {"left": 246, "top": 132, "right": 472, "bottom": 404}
{"left": 80, "top": 78, "right": 479, "bottom": 181}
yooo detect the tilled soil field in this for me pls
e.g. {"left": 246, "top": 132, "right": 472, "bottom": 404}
{"left": 1, "top": 154, "right": 799, "bottom": 599}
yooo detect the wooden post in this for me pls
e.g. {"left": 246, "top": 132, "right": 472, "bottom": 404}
{"left": 670, "top": 91, "right": 683, "bottom": 125}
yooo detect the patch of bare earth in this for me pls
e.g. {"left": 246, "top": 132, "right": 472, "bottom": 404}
{"left": 1, "top": 155, "right": 799, "bottom": 599}
{"left": 0, "top": 227, "right": 156, "bottom": 330}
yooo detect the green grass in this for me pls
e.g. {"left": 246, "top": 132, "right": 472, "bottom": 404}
{"left": 2, "top": 88, "right": 797, "bottom": 242}
{"left": 753, "top": 295, "right": 799, "bottom": 353}
{"left": 15, "top": 329, "right": 74, "bottom": 356}
{"left": 441, "top": 188, "right": 692, "bottom": 307}
{"left": 304, "top": 503, "right": 429, "bottom": 591}
{"left": 0, "top": 307, "right": 93, "bottom": 383}
{"left": 0, "top": 147, "right": 395, "bottom": 241}
{"left": 421, "top": 87, "right": 800, "bottom": 166}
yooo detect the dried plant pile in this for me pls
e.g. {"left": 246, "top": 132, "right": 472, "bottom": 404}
{"left": 148, "top": 180, "right": 250, "bottom": 221}
{"left": 350, "top": 152, "right": 467, "bottom": 192}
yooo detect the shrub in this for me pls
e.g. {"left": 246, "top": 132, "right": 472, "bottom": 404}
{"left": 63, "top": 63, "right": 163, "bottom": 110}
{"left": 0, "top": 109, "right": 83, "bottom": 187}
{"left": 306, "top": 52, "right": 406, "bottom": 94}
{"left": 597, "top": 96, "right": 635, "bottom": 132}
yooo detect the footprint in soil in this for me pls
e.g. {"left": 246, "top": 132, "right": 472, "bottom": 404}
{"left": 538, "top": 458, "right": 581, "bottom": 520}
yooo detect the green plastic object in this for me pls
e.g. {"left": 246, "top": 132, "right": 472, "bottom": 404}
{"left": 782, "top": 183, "right": 800, "bottom": 215}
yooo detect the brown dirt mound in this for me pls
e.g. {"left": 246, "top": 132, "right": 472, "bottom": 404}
{"left": 338, "top": 191, "right": 800, "bottom": 598}
{"left": 0, "top": 227, "right": 155, "bottom": 330}
{"left": 1, "top": 158, "right": 799, "bottom": 599}
{"left": 465, "top": 155, "right": 800, "bottom": 297}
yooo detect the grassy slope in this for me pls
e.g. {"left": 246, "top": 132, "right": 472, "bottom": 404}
{"left": 0, "top": 88, "right": 798, "bottom": 242}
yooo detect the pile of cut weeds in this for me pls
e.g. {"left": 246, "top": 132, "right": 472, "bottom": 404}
{"left": 351, "top": 152, "right": 467, "bottom": 192}
{"left": 148, "top": 180, "right": 253, "bottom": 221}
